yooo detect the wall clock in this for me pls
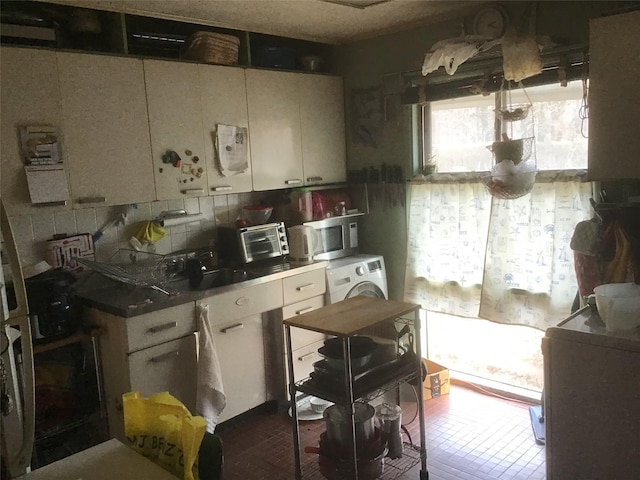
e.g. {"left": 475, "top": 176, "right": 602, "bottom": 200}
{"left": 473, "top": 7, "right": 508, "bottom": 39}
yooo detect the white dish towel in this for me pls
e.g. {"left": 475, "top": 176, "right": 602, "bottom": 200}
{"left": 196, "top": 303, "right": 227, "bottom": 433}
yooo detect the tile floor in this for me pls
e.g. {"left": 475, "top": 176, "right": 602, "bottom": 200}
{"left": 216, "top": 384, "right": 546, "bottom": 479}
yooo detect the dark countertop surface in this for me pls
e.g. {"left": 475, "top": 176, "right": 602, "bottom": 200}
{"left": 74, "top": 259, "right": 327, "bottom": 318}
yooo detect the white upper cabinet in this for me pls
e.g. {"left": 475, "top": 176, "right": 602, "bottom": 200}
{"left": 199, "top": 64, "right": 253, "bottom": 195}
{"left": 299, "top": 74, "right": 347, "bottom": 186}
{"left": 588, "top": 10, "right": 640, "bottom": 180}
{"left": 246, "top": 69, "right": 347, "bottom": 191}
{"left": 0, "top": 47, "right": 70, "bottom": 215}
{"left": 57, "top": 52, "right": 155, "bottom": 208}
{"left": 246, "top": 69, "right": 304, "bottom": 191}
{"left": 144, "top": 59, "right": 208, "bottom": 201}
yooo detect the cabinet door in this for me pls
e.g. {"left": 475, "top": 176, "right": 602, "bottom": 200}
{"left": 144, "top": 59, "right": 208, "bottom": 200}
{"left": 128, "top": 334, "right": 198, "bottom": 413}
{"left": 299, "top": 74, "right": 347, "bottom": 186}
{"left": 213, "top": 315, "right": 266, "bottom": 422}
{"left": 199, "top": 64, "right": 253, "bottom": 195}
{"left": 0, "top": 47, "right": 71, "bottom": 215}
{"left": 588, "top": 11, "right": 640, "bottom": 180}
{"left": 57, "top": 52, "right": 155, "bottom": 207}
{"left": 246, "top": 69, "right": 303, "bottom": 191}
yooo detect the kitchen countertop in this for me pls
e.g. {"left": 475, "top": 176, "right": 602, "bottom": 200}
{"left": 546, "top": 305, "right": 640, "bottom": 351}
{"left": 75, "top": 259, "right": 327, "bottom": 318}
{"left": 15, "top": 439, "right": 179, "bottom": 479}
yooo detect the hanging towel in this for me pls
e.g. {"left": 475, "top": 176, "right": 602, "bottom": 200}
{"left": 133, "top": 220, "right": 166, "bottom": 244}
{"left": 196, "top": 303, "right": 227, "bottom": 433}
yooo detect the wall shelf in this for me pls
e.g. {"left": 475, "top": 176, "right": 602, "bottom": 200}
{"left": 1, "top": 1, "right": 336, "bottom": 73}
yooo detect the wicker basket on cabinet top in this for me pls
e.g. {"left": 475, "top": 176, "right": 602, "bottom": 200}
{"left": 183, "top": 31, "right": 240, "bottom": 65}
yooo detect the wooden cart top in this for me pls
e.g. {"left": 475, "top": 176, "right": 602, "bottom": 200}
{"left": 283, "top": 296, "right": 420, "bottom": 336}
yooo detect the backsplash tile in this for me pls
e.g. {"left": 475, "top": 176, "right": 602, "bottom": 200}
{"left": 54, "top": 210, "right": 77, "bottom": 236}
{"left": 9, "top": 191, "right": 277, "bottom": 268}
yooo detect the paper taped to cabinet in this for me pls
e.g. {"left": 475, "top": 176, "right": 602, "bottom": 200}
{"left": 215, "top": 124, "right": 248, "bottom": 176}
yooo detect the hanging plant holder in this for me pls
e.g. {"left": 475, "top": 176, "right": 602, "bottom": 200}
{"left": 487, "top": 136, "right": 534, "bottom": 164}
{"left": 496, "top": 103, "right": 531, "bottom": 122}
{"left": 484, "top": 82, "right": 537, "bottom": 200}
{"left": 482, "top": 165, "right": 537, "bottom": 200}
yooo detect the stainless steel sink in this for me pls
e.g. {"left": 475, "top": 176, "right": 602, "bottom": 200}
{"left": 168, "top": 268, "right": 257, "bottom": 292}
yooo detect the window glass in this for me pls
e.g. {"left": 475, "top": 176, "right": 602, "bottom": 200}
{"left": 430, "top": 81, "right": 588, "bottom": 173}
{"left": 430, "top": 95, "right": 495, "bottom": 173}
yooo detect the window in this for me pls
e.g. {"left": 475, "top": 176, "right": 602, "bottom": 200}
{"left": 431, "top": 82, "right": 588, "bottom": 173}
{"left": 406, "top": 80, "right": 592, "bottom": 393}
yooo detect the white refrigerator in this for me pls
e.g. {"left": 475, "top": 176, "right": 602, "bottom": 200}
{"left": 1, "top": 200, "right": 36, "bottom": 478}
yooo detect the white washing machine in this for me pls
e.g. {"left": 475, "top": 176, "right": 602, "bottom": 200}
{"left": 325, "top": 254, "right": 388, "bottom": 304}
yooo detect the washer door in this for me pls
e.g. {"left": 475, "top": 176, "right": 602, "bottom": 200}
{"left": 345, "top": 281, "right": 386, "bottom": 300}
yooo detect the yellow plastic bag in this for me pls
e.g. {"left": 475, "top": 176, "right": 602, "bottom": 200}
{"left": 123, "top": 391, "right": 207, "bottom": 480}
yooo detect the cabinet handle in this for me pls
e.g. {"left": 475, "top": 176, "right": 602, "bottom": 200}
{"left": 295, "top": 306, "right": 315, "bottom": 315}
{"left": 296, "top": 283, "right": 315, "bottom": 292}
{"left": 34, "top": 200, "right": 67, "bottom": 207}
{"left": 211, "top": 186, "right": 233, "bottom": 192}
{"left": 235, "top": 296, "right": 251, "bottom": 306}
{"left": 285, "top": 179, "right": 302, "bottom": 185}
{"left": 306, "top": 176, "right": 323, "bottom": 182}
{"left": 148, "top": 322, "right": 177, "bottom": 333}
{"left": 181, "top": 188, "right": 205, "bottom": 195}
{"left": 77, "top": 196, "right": 106, "bottom": 204}
{"left": 298, "top": 351, "right": 317, "bottom": 362}
{"left": 150, "top": 350, "right": 180, "bottom": 363}
{"left": 221, "top": 323, "right": 244, "bottom": 334}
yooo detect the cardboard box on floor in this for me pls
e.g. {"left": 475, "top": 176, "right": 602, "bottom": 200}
{"left": 422, "top": 358, "right": 450, "bottom": 399}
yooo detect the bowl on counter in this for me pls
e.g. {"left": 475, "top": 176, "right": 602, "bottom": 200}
{"left": 594, "top": 282, "right": 640, "bottom": 332}
{"left": 240, "top": 205, "right": 273, "bottom": 225}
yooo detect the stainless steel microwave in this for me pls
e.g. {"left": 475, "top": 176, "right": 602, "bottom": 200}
{"left": 218, "top": 222, "right": 289, "bottom": 264}
{"left": 303, "top": 215, "right": 360, "bottom": 260}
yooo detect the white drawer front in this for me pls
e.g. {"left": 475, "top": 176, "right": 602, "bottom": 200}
{"left": 288, "top": 339, "right": 324, "bottom": 386}
{"left": 202, "top": 280, "right": 283, "bottom": 325}
{"left": 283, "top": 295, "right": 326, "bottom": 351}
{"left": 283, "top": 268, "right": 326, "bottom": 305}
{"left": 126, "top": 303, "right": 196, "bottom": 353}
{"left": 128, "top": 334, "right": 198, "bottom": 413}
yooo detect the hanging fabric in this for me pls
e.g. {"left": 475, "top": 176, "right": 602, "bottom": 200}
{"left": 404, "top": 171, "right": 592, "bottom": 330}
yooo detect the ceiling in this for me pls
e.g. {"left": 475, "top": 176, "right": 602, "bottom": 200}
{"left": 43, "top": 0, "right": 484, "bottom": 44}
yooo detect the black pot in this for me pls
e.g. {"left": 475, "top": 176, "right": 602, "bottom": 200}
{"left": 321, "top": 336, "right": 376, "bottom": 359}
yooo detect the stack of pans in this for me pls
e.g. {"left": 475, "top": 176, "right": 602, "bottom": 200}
{"left": 317, "top": 336, "right": 377, "bottom": 371}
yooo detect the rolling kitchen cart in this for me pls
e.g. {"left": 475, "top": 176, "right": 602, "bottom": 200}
{"left": 284, "top": 296, "right": 428, "bottom": 480}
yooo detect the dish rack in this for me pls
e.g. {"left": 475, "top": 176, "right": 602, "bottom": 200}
{"left": 76, "top": 249, "right": 173, "bottom": 295}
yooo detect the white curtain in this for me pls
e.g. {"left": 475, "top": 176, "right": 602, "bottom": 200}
{"left": 404, "top": 171, "right": 592, "bottom": 330}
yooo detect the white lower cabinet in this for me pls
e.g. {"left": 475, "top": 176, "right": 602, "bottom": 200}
{"left": 128, "top": 334, "right": 198, "bottom": 412}
{"left": 197, "top": 279, "right": 283, "bottom": 423}
{"left": 289, "top": 339, "right": 324, "bottom": 386}
{"left": 89, "top": 303, "right": 197, "bottom": 442}
{"left": 213, "top": 315, "right": 266, "bottom": 423}
{"left": 282, "top": 284, "right": 326, "bottom": 396}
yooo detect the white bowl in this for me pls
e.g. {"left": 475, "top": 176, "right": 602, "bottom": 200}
{"left": 594, "top": 283, "right": 640, "bottom": 332}
{"left": 309, "top": 396, "right": 332, "bottom": 414}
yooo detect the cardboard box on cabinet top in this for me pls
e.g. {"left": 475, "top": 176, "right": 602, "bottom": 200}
{"left": 422, "top": 358, "right": 450, "bottom": 399}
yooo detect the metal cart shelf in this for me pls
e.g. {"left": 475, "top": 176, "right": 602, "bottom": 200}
{"left": 284, "top": 296, "right": 428, "bottom": 480}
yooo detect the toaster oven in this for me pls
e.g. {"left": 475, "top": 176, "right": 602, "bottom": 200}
{"left": 217, "top": 222, "right": 289, "bottom": 264}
